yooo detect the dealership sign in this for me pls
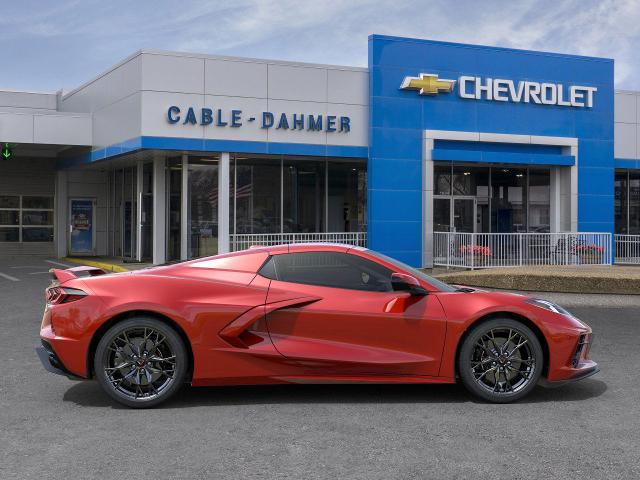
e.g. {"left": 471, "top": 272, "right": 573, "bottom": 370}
{"left": 401, "top": 73, "right": 597, "bottom": 108}
{"left": 166, "top": 106, "right": 351, "bottom": 133}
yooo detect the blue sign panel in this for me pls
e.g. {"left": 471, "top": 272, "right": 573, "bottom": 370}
{"left": 368, "top": 35, "right": 614, "bottom": 266}
{"left": 70, "top": 199, "right": 94, "bottom": 254}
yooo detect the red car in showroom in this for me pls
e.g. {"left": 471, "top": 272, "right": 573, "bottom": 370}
{"left": 37, "top": 244, "right": 598, "bottom": 408}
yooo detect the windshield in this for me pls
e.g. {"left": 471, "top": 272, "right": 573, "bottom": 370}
{"left": 366, "top": 250, "right": 457, "bottom": 292}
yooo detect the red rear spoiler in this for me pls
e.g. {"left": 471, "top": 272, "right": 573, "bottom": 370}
{"left": 50, "top": 266, "right": 108, "bottom": 284}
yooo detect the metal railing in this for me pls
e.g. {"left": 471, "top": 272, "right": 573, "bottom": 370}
{"left": 614, "top": 234, "right": 640, "bottom": 265}
{"left": 433, "top": 232, "right": 613, "bottom": 269}
{"left": 230, "top": 232, "right": 368, "bottom": 251}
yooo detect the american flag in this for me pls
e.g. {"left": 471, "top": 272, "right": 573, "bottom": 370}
{"left": 207, "top": 182, "right": 253, "bottom": 208}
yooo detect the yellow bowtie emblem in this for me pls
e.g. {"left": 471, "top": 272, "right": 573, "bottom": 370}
{"left": 400, "top": 73, "right": 455, "bottom": 95}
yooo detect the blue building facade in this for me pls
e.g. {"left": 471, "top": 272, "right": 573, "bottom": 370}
{"left": 368, "top": 35, "right": 615, "bottom": 266}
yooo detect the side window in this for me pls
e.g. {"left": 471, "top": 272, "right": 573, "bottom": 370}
{"left": 262, "top": 252, "right": 393, "bottom": 292}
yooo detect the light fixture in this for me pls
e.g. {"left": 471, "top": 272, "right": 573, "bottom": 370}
{"left": 463, "top": 172, "right": 470, "bottom": 176}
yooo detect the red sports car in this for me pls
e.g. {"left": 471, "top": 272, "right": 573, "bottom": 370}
{"left": 37, "top": 244, "right": 598, "bottom": 408}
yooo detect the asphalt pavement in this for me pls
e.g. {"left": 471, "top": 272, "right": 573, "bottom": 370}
{"left": 1, "top": 257, "right": 639, "bottom": 479}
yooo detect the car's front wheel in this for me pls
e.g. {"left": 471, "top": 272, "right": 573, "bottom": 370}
{"left": 94, "top": 317, "right": 188, "bottom": 408}
{"left": 458, "top": 318, "right": 543, "bottom": 403}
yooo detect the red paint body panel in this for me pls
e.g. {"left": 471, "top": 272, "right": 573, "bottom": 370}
{"left": 40, "top": 245, "right": 596, "bottom": 388}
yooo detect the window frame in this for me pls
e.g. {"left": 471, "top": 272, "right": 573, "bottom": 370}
{"left": 0, "top": 195, "right": 55, "bottom": 243}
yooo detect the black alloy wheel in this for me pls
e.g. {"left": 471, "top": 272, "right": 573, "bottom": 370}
{"left": 458, "top": 318, "right": 543, "bottom": 403}
{"left": 94, "top": 317, "right": 188, "bottom": 408}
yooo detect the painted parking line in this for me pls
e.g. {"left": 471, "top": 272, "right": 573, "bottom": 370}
{"left": 44, "top": 260, "right": 72, "bottom": 268}
{"left": 28, "top": 271, "right": 52, "bottom": 275}
{"left": 0, "top": 272, "right": 20, "bottom": 282}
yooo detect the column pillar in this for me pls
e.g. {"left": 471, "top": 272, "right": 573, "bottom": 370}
{"left": 569, "top": 145, "right": 579, "bottom": 232}
{"left": 180, "top": 154, "right": 189, "bottom": 260}
{"left": 55, "top": 170, "right": 68, "bottom": 258}
{"left": 136, "top": 160, "right": 143, "bottom": 261}
{"left": 423, "top": 136, "right": 435, "bottom": 268}
{"left": 550, "top": 167, "right": 561, "bottom": 233}
{"left": 218, "top": 152, "right": 230, "bottom": 254}
{"left": 152, "top": 156, "right": 166, "bottom": 264}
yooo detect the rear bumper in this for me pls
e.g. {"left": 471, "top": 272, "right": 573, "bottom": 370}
{"left": 36, "top": 340, "right": 83, "bottom": 380}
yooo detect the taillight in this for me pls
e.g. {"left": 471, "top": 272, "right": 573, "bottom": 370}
{"left": 45, "top": 286, "right": 87, "bottom": 305}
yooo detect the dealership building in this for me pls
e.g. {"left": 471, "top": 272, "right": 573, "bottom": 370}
{"left": 0, "top": 35, "right": 639, "bottom": 267}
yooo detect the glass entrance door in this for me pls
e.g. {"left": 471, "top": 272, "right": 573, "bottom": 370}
{"left": 453, "top": 198, "right": 475, "bottom": 233}
{"left": 69, "top": 198, "right": 96, "bottom": 255}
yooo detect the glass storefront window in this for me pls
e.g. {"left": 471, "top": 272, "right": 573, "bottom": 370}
{"left": 22, "top": 210, "right": 53, "bottom": 225}
{"left": 0, "top": 227, "right": 19, "bottom": 241}
{"left": 434, "top": 198, "right": 451, "bottom": 231}
{"left": 433, "top": 163, "right": 550, "bottom": 234}
{"left": 232, "top": 156, "right": 281, "bottom": 234}
{"left": 452, "top": 166, "right": 489, "bottom": 196}
{"left": 0, "top": 195, "right": 54, "bottom": 243}
{"left": 615, "top": 171, "right": 628, "bottom": 234}
{"left": 22, "top": 227, "right": 54, "bottom": 242}
{"left": 630, "top": 172, "right": 640, "bottom": 234}
{"left": 188, "top": 157, "right": 219, "bottom": 258}
{"left": 283, "top": 158, "right": 326, "bottom": 233}
{"left": 491, "top": 167, "right": 527, "bottom": 233}
{"left": 22, "top": 196, "right": 54, "bottom": 209}
{"left": 0, "top": 196, "right": 20, "bottom": 209}
{"left": 0, "top": 210, "right": 19, "bottom": 225}
{"left": 434, "top": 165, "right": 451, "bottom": 195}
{"left": 528, "top": 169, "right": 551, "bottom": 233}
{"left": 228, "top": 155, "right": 367, "bottom": 238}
{"left": 328, "top": 160, "right": 367, "bottom": 232}
{"left": 614, "top": 170, "right": 640, "bottom": 235}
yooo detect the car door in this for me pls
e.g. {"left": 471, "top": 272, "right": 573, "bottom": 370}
{"left": 261, "top": 250, "right": 447, "bottom": 377}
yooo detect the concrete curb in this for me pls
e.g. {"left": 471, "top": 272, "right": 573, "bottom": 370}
{"left": 63, "top": 257, "right": 130, "bottom": 273}
{"left": 433, "top": 267, "right": 640, "bottom": 294}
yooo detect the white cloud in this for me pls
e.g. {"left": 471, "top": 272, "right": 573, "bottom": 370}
{"left": 0, "top": 0, "right": 638, "bottom": 90}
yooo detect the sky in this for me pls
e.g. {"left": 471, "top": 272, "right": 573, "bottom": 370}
{"left": 0, "top": 0, "right": 638, "bottom": 93}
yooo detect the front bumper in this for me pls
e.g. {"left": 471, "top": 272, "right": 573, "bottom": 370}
{"left": 36, "top": 340, "right": 83, "bottom": 380}
{"left": 540, "top": 362, "right": 600, "bottom": 388}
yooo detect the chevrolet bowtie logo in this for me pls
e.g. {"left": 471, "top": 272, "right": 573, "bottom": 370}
{"left": 400, "top": 73, "right": 456, "bottom": 95}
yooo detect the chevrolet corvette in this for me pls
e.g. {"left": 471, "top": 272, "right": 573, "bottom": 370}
{"left": 37, "top": 244, "right": 598, "bottom": 408}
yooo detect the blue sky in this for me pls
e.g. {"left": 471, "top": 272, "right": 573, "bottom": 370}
{"left": 1, "top": 0, "right": 638, "bottom": 92}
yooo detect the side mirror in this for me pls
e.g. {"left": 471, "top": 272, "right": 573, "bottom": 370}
{"left": 391, "top": 272, "right": 428, "bottom": 296}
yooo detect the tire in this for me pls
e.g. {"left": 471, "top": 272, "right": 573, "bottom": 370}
{"left": 94, "top": 317, "right": 188, "bottom": 408}
{"left": 458, "top": 318, "right": 543, "bottom": 403}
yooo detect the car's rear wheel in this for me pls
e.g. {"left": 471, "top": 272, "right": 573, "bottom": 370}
{"left": 94, "top": 317, "right": 187, "bottom": 408}
{"left": 458, "top": 318, "right": 543, "bottom": 403}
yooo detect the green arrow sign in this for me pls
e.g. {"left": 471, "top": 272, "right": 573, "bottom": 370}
{"left": 1, "top": 143, "right": 11, "bottom": 160}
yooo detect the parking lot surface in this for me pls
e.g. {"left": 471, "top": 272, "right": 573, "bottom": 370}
{"left": 1, "top": 257, "right": 639, "bottom": 479}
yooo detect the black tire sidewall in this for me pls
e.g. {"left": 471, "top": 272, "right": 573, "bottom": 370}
{"left": 458, "top": 318, "right": 543, "bottom": 403}
{"left": 94, "top": 317, "right": 188, "bottom": 408}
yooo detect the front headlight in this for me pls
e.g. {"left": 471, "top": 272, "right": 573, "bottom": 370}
{"left": 525, "top": 298, "right": 568, "bottom": 314}
{"left": 525, "top": 298, "right": 589, "bottom": 328}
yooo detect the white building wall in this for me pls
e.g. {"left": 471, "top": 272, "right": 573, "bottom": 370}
{"left": 614, "top": 90, "right": 640, "bottom": 160}
{"left": 58, "top": 50, "right": 368, "bottom": 151}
